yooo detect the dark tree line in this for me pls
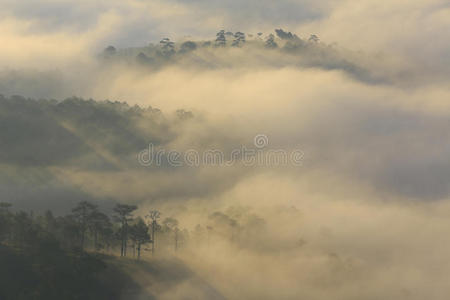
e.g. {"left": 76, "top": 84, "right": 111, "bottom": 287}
{"left": 0, "top": 202, "right": 125, "bottom": 299}
{"left": 103, "top": 28, "right": 325, "bottom": 71}
{"left": 0, "top": 201, "right": 189, "bottom": 260}
{"left": 1, "top": 199, "right": 300, "bottom": 259}
{"left": 1, "top": 199, "right": 293, "bottom": 260}
{"left": 1, "top": 200, "right": 278, "bottom": 300}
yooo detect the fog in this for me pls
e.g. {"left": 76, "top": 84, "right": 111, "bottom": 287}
{"left": 1, "top": 0, "right": 450, "bottom": 299}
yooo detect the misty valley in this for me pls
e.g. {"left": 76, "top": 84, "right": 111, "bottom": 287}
{"left": 1, "top": 3, "right": 450, "bottom": 299}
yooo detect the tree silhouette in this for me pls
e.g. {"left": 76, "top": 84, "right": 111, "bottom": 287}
{"left": 113, "top": 204, "right": 138, "bottom": 257}
{"left": 232, "top": 32, "right": 246, "bottom": 47}
{"left": 129, "top": 218, "right": 151, "bottom": 259}
{"left": 160, "top": 38, "right": 175, "bottom": 56}
{"left": 88, "top": 211, "right": 111, "bottom": 251}
{"left": 0, "top": 202, "right": 12, "bottom": 243}
{"left": 71, "top": 201, "right": 98, "bottom": 250}
{"left": 145, "top": 210, "right": 160, "bottom": 256}
{"left": 180, "top": 41, "right": 197, "bottom": 53}
{"left": 275, "top": 29, "right": 296, "bottom": 40}
{"left": 309, "top": 34, "right": 319, "bottom": 43}
{"left": 103, "top": 45, "right": 116, "bottom": 56}
{"left": 162, "top": 217, "right": 179, "bottom": 251}
{"left": 215, "top": 30, "right": 227, "bottom": 47}
{"left": 265, "top": 34, "right": 278, "bottom": 48}
{"left": 0, "top": 202, "right": 12, "bottom": 212}
{"left": 136, "top": 52, "right": 152, "bottom": 65}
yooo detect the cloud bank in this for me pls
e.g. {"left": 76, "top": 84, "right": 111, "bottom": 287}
{"left": 1, "top": 0, "right": 450, "bottom": 298}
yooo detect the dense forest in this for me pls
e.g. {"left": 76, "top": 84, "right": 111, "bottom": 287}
{"left": 0, "top": 201, "right": 139, "bottom": 299}
{"left": 0, "top": 95, "right": 208, "bottom": 213}
{"left": 0, "top": 197, "right": 283, "bottom": 299}
{"left": 97, "top": 28, "right": 380, "bottom": 84}
{"left": 0, "top": 94, "right": 176, "bottom": 167}
{"left": 0, "top": 200, "right": 156, "bottom": 299}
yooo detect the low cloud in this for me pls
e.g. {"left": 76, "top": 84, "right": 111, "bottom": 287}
{"left": 1, "top": 1, "right": 450, "bottom": 298}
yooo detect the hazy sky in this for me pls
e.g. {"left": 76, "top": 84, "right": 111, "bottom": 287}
{"left": 0, "top": 0, "right": 449, "bottom": 67}
{"left": 1, "top": 0, "right": 450, "bottom": 204}
{"left": 1, "top": 0, "right": 449, "bottom": 209}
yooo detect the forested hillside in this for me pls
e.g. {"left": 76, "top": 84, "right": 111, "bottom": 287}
{"left": 0, "top": 95, "right": 201, "bottom": 213}
{"left": 0, "top": 200, "right": 231, "bottom": 300}
{"left": 0, "top": 95, "right": 173, "bottom": 167}
{"left": 98, "top": 28, "right": 382, "bottom": 84}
